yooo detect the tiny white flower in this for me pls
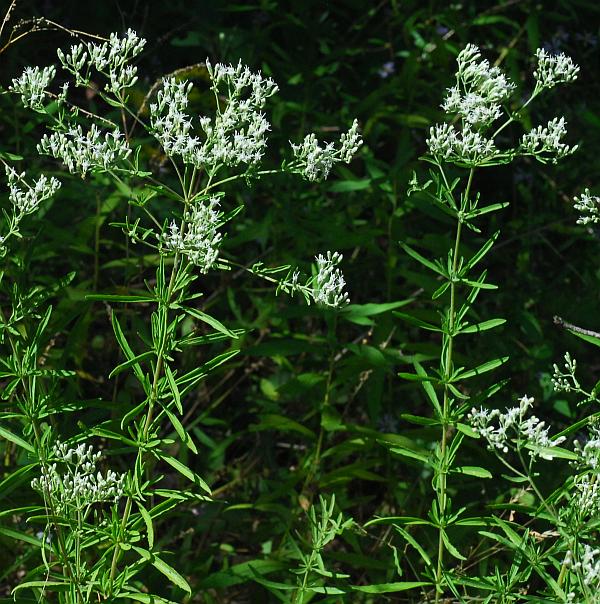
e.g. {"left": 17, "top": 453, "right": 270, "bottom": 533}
{"left": 291, "top": 120, "right": 362, "bottom": 182}
{"left": 31, "top": 440, "right": 125, "bottom": 513}
{"left": 38, "top": 124, "right": 131, "bottom": 176}
{"left": 9, "top": 65, "right": 56, "bottom": 110}
{"left": 574, "top": 189, "right": 600, "bottom": 225}
{"left": 534, "top": 48, "right": 580, "bottom": 90}
{"left": 520, "top": 117, "right": 577, "bottom": 162}
{"left": 163, "top": 196, "right": 223, "bottom": 273}
{"left": 5, "top": 165, "right": 61, "bottom": 216}
{"left": 311, "top": 251, "right": 349, "bottom": 308}
{"left": 468, "top": 395, "right": 565, "bottom": 459}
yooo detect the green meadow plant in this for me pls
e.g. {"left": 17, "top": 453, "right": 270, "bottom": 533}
{"left": 1, "top": 28, "right": 361, "bottom": 602}
{"left": 4, "top": 13, "right": 600, "bottom": 604}
{"left": 366, "top": 43, "right": 584, "bottom": 602}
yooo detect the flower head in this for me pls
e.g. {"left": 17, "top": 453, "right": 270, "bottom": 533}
{"left": 534, "top": 48, "right": 580, "bottom": 89}
{"left": 574, "top": 189, "right": 600, "bottom": 225}
{"left": 31, "top": 440, "right": 125, "bottom": 513}
{"left": 311, "top": 251, "right": 349, "bottom": 308}
{"left": 520, "top": 117, "right": 577, "bottom": 162}
{"left": 58, "top": 29, "right": 146, "bottom": 94}
{"left": 163, "top": 196, "right": 223, "bottom": 273}
{"left": 38, "top": 124, "right": 131, "bottom": 176}
{"left": 5, "top": 165, "right": 61, "bottom": 215}
{"left": 468, "top": 395, "right": 566, "bottom": 459}
{"left": 442, "top": 43, "right": 514, "bottom": 127}
{"left": 9, "top": 65, "right": 56, "bottom": 110}
{"left": 291, "top": 120, "right": 363, "bottom": 182}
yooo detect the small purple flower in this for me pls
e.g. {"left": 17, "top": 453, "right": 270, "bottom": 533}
{"left": 378, "top": 61, "right": 395, "bottom": 79}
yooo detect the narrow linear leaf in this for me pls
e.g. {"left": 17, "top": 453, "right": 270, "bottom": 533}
{"left": 459, "top": 318, "right": 506, "bottom": 334}
{"left": 399, "top": 242, "right": 445, "bottom": 276}
{"left": 111, "top": 312, "right": 146, "bottom": 384}
{"left": 394, "top": 312, "right": 441, "bottom": 332}
{"left": 165, "top": 364, "right": 182, "bottom": 414}
{"left": 109, "top": 350, "right": 155, "bottom": 379}
{"left": 394, "top": 525, "right": 433, "bottom": 570}
{"left": 163, "top": 406, "right": 197, "bottom": 454}
{"left": 452, "top": 466, "right": 492, "bottom": 478}
{"left": 0, "top": 426, "right": 34, "bottom": 453}
{"left": 455, "top": 357, "right": 508, "bottom": 380}
{"left": 86, "top": 294, "right": 155, "bottom": 303}
{"left": 441, "top": 529, "right": 467, "bottom": 560}
{"left": 152, "top": 555, "right": 191, "bottom": 595}
{"left": 154, "top": 451, "right": 211, "bottom": 494}
{"left": 388, "top": 446, "right": 430, "bottom": 465}
{"left": 183, "top": 307, "right": 238, "bottom": 339}
{"left": 137, "top": 503, "right": 154, "bottom": 549}
{"left": 464, "top": 231, "right": 500, "bottom": 271}
{"left": 352, "top": 582, "right": 431, "bottom": 594}
{"left": 413, "top": 361, "right": 442, "bottom": 416}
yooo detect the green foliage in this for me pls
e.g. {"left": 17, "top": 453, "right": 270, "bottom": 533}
{"left": 2, "top": 1, "right": 600, "bottom": 603}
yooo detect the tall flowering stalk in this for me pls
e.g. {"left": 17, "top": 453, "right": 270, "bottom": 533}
{"left": 3, "top": 28, "right": 361, "bottom": 602}
{"left": 367, "top": 43, "right": 579, "bottom": 601}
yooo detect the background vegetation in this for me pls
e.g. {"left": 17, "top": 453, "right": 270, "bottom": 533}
{"left": 2, "top": 0, "right": 600, "bottom": 601}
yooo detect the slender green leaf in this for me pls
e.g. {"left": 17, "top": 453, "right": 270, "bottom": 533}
{"left": 459, "top": 318, "right": 506, "bottom": 334}
{"left": 183, "top": 307, "right": 238, "bottom": 339}
{"left": 452, "top": 466, "right": 492, "bottom": 478}
{"left": 109, "top": 350, "right": 154, "bottom": 379}
{"left": 454, "top": 357, "right": 508, "bottom": 380}
{"left": 399, "top": 242, "right": 445, "bottom": 276}
{"left": 0, "top": 426, "right": 34, "bottom": 453}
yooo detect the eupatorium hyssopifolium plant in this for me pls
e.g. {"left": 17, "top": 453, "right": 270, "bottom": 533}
{"left": 1, "top": 28, "right": 361, "bottom": 602}
{"left": 365, "top": 43, "right": 586, "bottom": 602}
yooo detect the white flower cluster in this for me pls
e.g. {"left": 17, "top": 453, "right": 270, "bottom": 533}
{"left": 150, "top": 78, "right": 196, "bottom": 159}
{"left": 291, "top": 119, "right": 363, "bottom": 182}
{"left": 551, "top": 352, "right": 579, "bottom": 393}
{"left": 38, "top": 124, "right": 131, "bottom": 176}
{"left": 311, "top": 251, "right": 349, "bottom": 308}
{"left": 31, "top": 440, "right": 124, "bottom": 513}
{"left": 520, "top": 117, "right": 577, "bottom": 162}
{"left": 426, "top": 122, "right": 496, "bottom": 164}
{"left": 427, "top": 44, "right": 512, "bottom": 165}
{"left": 574, "top": 188, "right": 600, "bottom": 225}
{"left": 534, "top": 48, "right": 580, "bottom": 90}
{"left": 575, "top": 425, "right": 600, "bottom": 470}
{"left": 574, "top": 475, "right": 600, "bottom": 517}
{"left": 9, "top": 65, "right": 56, "bottom": 110}
{"left": 150, "top": 61, "right": 279, "bottom": 169}
{"left": 203, "top": 60, "right": 278, "bottom": 167}
{"left": 164, "top": 196, "right": 222, "bottom": 273}
{"left": 5, "top": 165, "right": 61, "bottom": 216}
{"left": 428, "top": 44, "right": 579, "bottom": 166}
{"left": 58, "top": 29, "right": 145, "bottom": 95}
{"left": 443, "top": 43, "right": 514, "bottom": 127}
{"left": 570, "top": 544, "right": 600, "bottom": 589}
{"left": 468, "top": 395, "right": 566, "bottom": 459}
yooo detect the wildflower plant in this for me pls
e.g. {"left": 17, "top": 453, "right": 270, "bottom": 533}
{"left": 367, "top": 42, "right": 581, "bottom": 602}
{"left": 1, "top": 27, "right": 361, "bottom": 602}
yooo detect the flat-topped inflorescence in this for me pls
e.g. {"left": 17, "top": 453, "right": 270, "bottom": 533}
{"left": 574, "top": 188, "right": 600, "bottom": 225}
{"left": 534, "top": 47, "right": 580, "bottom": 90}
{"left": 427, "top": 44, "right": 579, "bottom": 167}
{"left": 31, "top": 440, "right": 125, "bottom": 514}
{"left": 9, "top": 65, "right": 56, "bottom": 111}
{"left": 291, "top": 119, "right": 363, "bottom": 182}
{"left": 468, "top": 395, "right": 566, "bottom": 459}
{"left": 163, "top": 196, "right": 223, "bottom": 273}
{"left": 38, "top": 124, "right": 131, "bottom": 177}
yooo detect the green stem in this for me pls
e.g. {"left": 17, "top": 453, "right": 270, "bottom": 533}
{"left": 434, "top": 167, "right": 473, "bottom": 603}
{"left": 107, "top": 167, "right": 210, "bottom": 597}
{"left": 8, "top": 327, "right": 83, "bottom": 602}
